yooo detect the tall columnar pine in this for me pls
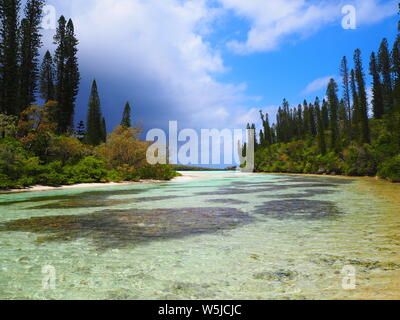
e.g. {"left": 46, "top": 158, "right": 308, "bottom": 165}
{"left": 121, "top": 102, "right": 132, "bottom": 127}
{"left": 39, "top": 50, "right": 55, "bottom": 101}
{"left": 63, "top": 19, "right": 80, "bottom": 129}
{"left": 315, "top": 98, "right": 327, "bottom": 155}
{"left": 303, "top": 99, "right": 310, "bottom": 136}
{"left": 321, "top": 99, "right": 329, "bottom": 130}
{"left": 19, "top": 0, "right": 44, "bottom": 111}
{"left": 340, "top": 56, "right": 352, "bottom": 124}
{"left": 369, "top": 51, "right": 384, "bottom": 119}
{"left": 53, "top": 16, "right": 80, "bottom": 133}
{"left": 0, "top": 0, "right": 20, "bottom": 115}
{"left": 53, "top": 16, "right": 66, "bottom": 129}
{"left": 86, "top": 80, "right": 104, "bottom": 146}
{"left": 378, "top": 38, "right": 393, "bottom": 113}
{"left": 354, "top": 49, "right": 370, "bottom": 144}
{"left": 350, "top": 68, "right": 360, "bottom": 140}
{"left": 392, "top": 34, "right": 400, "bottom": 111}
{"left": 259, "top": 110, "right": 272, "bottom": 147}
{"left": 101, "top": 117, "right": 107, "bottom": 142}
{"left": 326, "top": 78, "right": 340, "bottom": 152}
{"left": 308, "top": 103, "right": 317, "bottom": 136}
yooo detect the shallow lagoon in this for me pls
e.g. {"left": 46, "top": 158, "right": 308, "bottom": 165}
{"left": 0, "top": 171, "right": 400, "bottom": 300}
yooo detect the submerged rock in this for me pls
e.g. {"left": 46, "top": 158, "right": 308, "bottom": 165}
{"left": 253, "top": 199, "right": 342, "bottom": 220}
{"left": 0, "top": 207, "right": 252, "bottom": 249}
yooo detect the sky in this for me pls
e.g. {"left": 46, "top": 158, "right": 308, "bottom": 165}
{"left": 36, "top": 0, "right": 399, "bottom": 165}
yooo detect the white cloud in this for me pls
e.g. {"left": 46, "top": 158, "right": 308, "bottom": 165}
{"left": 219, "top": 0, "right": 397, "bottom": 54}
{"left": 46, "top": 0, "right": 253, "bottom": 131}
{"left": 302, "top": 75, "right": 336, "bottom": 95}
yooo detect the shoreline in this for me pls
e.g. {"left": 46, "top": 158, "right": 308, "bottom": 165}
{"left": 1, "top": 170, "right": 397, "bottom": 194}
{"left": 0, "top": 172, "right": 203, "bottom": 194}
{"left": 254, "top": 171, "right": 398, "bottom": 183}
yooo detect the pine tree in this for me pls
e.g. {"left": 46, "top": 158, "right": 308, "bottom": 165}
{"left": 0, "top": 0, "right": 20, "bottom": 115}
{"left": 392, "top": 34, "right": 400, "bottom": 111}
{"left": 378, "top": 38, "right": 394, "bottom": 113}
{"left": 75, "top": 120, "right": 85, "bottom": 141}
{"left": 85, "top": 80, "right": 103, "bottom": 146}
{"left": 39, "top": 50, "right": 55, "bottom": 101}
{"left": 63, "top": 19, "right": 80, "bottom": 130}
{"left": 315, "top": 101, "right": 327, "bottom": 155}
{"left": 19, "top": 0, "right": 44, "bottom": 111}
{"left": 101, "top": 117, "right": 107, "bottom": 142}
{"left": 326, "top": 79, "right": 340, "bottom": 152}
{"left": 340, "top": 56, "right": 352, "bottom": 124}
{"left": 350, "top": 69, "right": 359, "bottom": 124}
{"left": 53, "top": 16, "right": 80, "bottom": 133}
{"left": 354, "top": 49, "right": 370, "bottom": 144}
{"left": 53, "top": 16, "right": 66, "bottom": 129}
{"left": 321, "top": 99, "right": 329, "bottom": 130}
{"left": 369, "top": 51, "right": 384, "bottom": 119}
{"left": 308, "top": 103, "right": 317, "bottom": 136}
{"left": 121, "top": 101, "right": 131, "bottom": 127}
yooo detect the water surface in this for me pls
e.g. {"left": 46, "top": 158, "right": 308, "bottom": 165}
{"left": 0, "top": 172, "right": 399, "bottom": 300}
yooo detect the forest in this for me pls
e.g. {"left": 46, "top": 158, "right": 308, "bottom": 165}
{"left": 0, "top": 0, "right": 178, "bottom": 189}
{"left": 246, "top": 4, "right": 400, "bottom": 182}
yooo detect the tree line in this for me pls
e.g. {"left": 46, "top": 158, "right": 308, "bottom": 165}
{"left": 0, "top": 0, "right": 132, "bottom": 145}
{"left": 246, "top": 4, "right": 400, "bottom": 181}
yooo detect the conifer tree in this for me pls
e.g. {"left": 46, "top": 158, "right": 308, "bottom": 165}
{"left": 308, "top": 103, "right": 317, "bottom": 136}
{"left": 315, "top": 101, "right": 326, "bottom": 155}
{"left": 392, "top": 34, "right": 400, "bottom": 111}
{"left": 63, "top": 19, "right": 80, "bottom": 129}
{"left": 121, "top": 102, "right": 132, "bottom": 127}
{"left": 354, "top": 49, "right": 370, "bottom": 144}
{"left": 39, "top": 50, "right": 55, "bottom": 101}
{"left": 75, "top": 120, "right": 85, "bottom": 141}
{"left": 19, "top": 0, "right": 44, "bottom": 110}
{"left": 369, "top": 51, "right": 384, "bottom": 119}
{"left": 350, "top": 69, "right": 359, "bottom": 125}
{"left": 326, "top": 78, "right": 340, "bottom": 152}
{"left": 53, "top": 16, "right": 80, "bottom": 133}
{"left": 0, "top": 0, "right": 20, "bottom": 115}
{"left": 101, "top": 117, "right": 107, "bottom": 142}
{"left": 340, "top": 56, "right": 352, "bottom": 124}
{"left": 378, "top": 38, "right": 393, "bottom": 113}
{"left": 321, "top": 99, "right": 329, "bottom": 131}
{"left": 86, "top": 80, "right": 103, "bottom": 146}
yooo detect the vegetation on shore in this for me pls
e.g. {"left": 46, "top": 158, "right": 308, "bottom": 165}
{"left": 0, "top": 0, "right": 178, "bottom": 189}
{"left": 245, "top": 4, "right": 400, "bottom": 183}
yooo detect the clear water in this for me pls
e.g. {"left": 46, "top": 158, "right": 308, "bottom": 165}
{"left": 0, "top": 171, "right": 400, "bottom": 300}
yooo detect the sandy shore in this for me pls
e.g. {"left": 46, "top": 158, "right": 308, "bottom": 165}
{"left": 0, "top": 172, "right": 205, "bottom": 194}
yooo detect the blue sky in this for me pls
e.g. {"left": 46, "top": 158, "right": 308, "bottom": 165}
{"left": 40, "top": 0, "right": 398, "bottom": 139}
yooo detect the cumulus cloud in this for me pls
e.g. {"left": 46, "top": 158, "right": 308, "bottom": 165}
{"left": 220, "top": 0, "right": 397, "bottom": 54}
{"left": 44, "top": 0, "right": 254, "bottom": 132}
{"left": 302, "top": 75, "right": 336, "bottom": 95}
{"left": 41, "top": 0, "right": 396, "bottom": 133}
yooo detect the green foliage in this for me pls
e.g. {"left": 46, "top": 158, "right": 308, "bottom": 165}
{"left": 137, "top": 164, "right": 180, "bottom": 181}
{"left": 378, "top": 155, "right": 400, "bottom": 182}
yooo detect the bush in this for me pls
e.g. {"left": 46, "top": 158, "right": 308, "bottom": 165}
{"left": 137, "top": 164, "right": 180, "bottom": 180}
{"left": 63, "top": 156, "right": 110, "bottom": 184}
{"left": 377, "top": 155, "right": 400, "bottom": 182}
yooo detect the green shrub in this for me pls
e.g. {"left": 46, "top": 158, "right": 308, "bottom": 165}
{"left": 137, "top": 164, "right": 179, "bottom": 180}
{"left": 377, "top": 155, "right": 400, "bottom": 182}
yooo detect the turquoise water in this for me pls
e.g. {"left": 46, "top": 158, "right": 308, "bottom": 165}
{"left": 0, "top": 171, "right": 400, "bottom": 300}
